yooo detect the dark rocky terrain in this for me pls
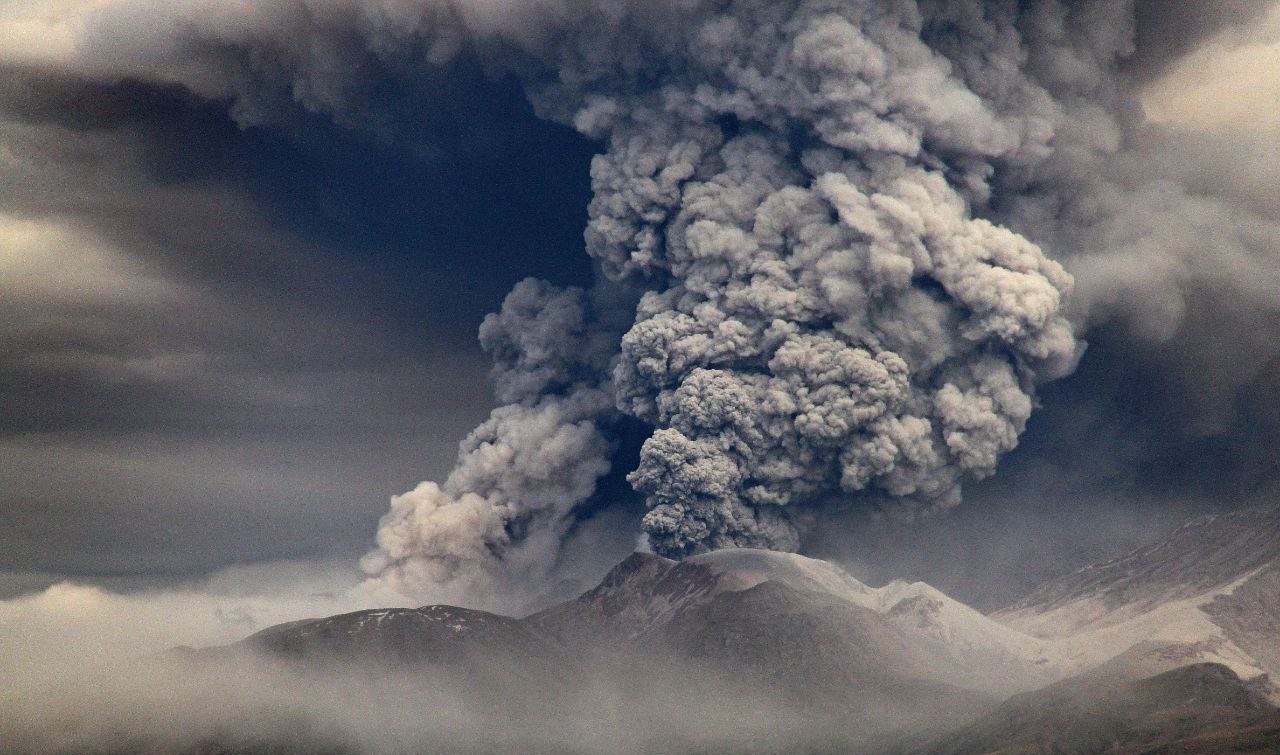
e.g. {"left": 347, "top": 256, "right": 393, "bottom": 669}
{"left": 924, "top": 662, "right": 1278, "bottom": 755}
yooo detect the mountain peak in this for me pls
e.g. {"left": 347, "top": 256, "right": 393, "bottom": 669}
{"left": 526, "top": 550, "right": 749, "bottom": 644}
{"left": 592, "top": 551, "right": 676, "bottom": 590}
{"left": 688, "top": 547, "right": 874, "bottom": 598}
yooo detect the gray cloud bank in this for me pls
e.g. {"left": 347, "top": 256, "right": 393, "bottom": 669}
{"left": 0, "top": 639, "right": 919, "bottom": 755}
{"left": 0, "top": 567, "right": 929, "bottom": 755}
{"left": 3, "top": 0, "right": 1279, "bottom": 606}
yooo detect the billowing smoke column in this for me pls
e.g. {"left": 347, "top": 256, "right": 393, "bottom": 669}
{"left": 365, "top": 0, "right": 1086, "bottom": 599}
{"left": 602, "top": 135, "right": 1078, "bottom": 555}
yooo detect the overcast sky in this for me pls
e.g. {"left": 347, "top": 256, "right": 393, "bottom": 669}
{"left": 1, "top": 0, "right": 1278, "bottom": 609}
{"left": 0, "top": 43, "right": 602, "bottom": 594}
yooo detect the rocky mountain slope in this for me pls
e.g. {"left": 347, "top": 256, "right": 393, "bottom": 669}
{"left": 924, "top": 662, "right": 1280, "bottom": 755}
{"left": 227, "top": 505, "right": 1280, "bottom": 679}
{"left": 247, "top": 605, "right": 538, "bottom": 661}
{"left": 235, "top": 548, "right": 1063, "bottom": 699}
{"left": 994, "top": 506, "right": 1280, "bottom": 690}
{"left": 528, "top": 549, "right": 1062, "bottom": 694}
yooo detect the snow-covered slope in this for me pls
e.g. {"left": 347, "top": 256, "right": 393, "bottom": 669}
{"left": 999, "top": 508, "right": 1280, "bottom": 625}
{"left": 993, "top": 507, "right": 1280, "bottom": 693}
{"left": 536, "top": 537, "right": 1280, "bottom": 697}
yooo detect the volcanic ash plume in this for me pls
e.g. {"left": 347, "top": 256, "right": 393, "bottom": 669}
{"left": 362, "top": 278, "right": 635, "bottom": 601}
{"left": 609, "top": 142, "right": 1076, "bottom": 555}
{"left": 10, "top": 0, "right": 1280, "bottom": 603}
{"left": 358, "top": 0, "right": 1084, "bottom": 600}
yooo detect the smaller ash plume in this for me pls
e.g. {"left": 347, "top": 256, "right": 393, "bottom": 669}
{"left": 363, "top": 279, "right": 637, "bottom": 601}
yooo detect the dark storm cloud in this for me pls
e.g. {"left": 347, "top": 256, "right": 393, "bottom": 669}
{"left": 1127, "top": 0, "right": 1280, "bottom": 81}
{"left": 0, "top": 56, "right": 599, "bottom": 586}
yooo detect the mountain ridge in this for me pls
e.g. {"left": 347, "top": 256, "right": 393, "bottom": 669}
{"left": 992, "top": 505, "right": 1280, "bottom": 692}
{"left": 179, "top": 505, "right": 1280, "bottom": 754}
{"left": 226, "top": 506, "right": 1280, "bottom": 699}
{"left": 998, "top": 507, "right": 1280, "bottom": 618}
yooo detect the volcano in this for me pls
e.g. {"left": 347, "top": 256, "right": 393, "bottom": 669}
{"left": 166, "top": 507, "right": 1280, "bottom": 754}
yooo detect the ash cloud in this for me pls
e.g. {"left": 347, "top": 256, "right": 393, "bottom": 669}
{"left": 7, "top": 0, "right": 1280, "bottom": 603}
{"left": 366, "top": 0, "right": 1084, "bottom": 591}
{"left": 362, "top": 279, "right": 639, "bottom": 603}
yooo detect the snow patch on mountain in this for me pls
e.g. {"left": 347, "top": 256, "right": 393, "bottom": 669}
{"left": 994, "top": 507, "right": 1280, "bottom": 695}
{"left": 1020, "top": 571, "right": 1269, "bottom": 682}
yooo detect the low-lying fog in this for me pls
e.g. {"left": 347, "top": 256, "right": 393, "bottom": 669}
{"left": 0, "top": 561, "right": 939, "bottom": 755}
